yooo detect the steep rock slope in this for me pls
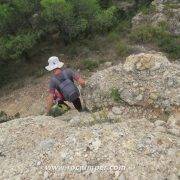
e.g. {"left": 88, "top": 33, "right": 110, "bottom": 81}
{"left": 0, "top": 110, "right": 179, "bottom": 179}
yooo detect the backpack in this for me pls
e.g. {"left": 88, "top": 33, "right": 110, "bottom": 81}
{"left": 53, "top": 71, "right": 80, "bottom": 102}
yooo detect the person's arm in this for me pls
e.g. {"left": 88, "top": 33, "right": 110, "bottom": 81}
{"left": 46, "top": 93, "right": 54, "bottom": 114}
{"left": 76, "top": 77, "right": 86, "bottom": 87}
{"left": 69, "top": 69, "right": 86, "bottom": 87}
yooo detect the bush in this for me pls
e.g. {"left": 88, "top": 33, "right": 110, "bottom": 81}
{"left": 107, "top": 31, "right": 120, "bottom": 42}
{"left": 0, "top": 1, "right": 37, "bottom": 35}
{"left": 129, "top": 25, "right": 180, "bottom": 59}
{"left": 0, "top": 32, "right": 39, "bottom": 60}
{"left": 98, "top": 0, "right": 113, "bottom": 8}
{"left": 93, "top": 6, "right": 118, "bottom": 33}
{"left": 139, "top": 4, "right": 156, "bottom": 15}
{"left": 116, "top": 41, "right": 131, "bottom": 57}
{"left": 0, "top": 111, "right": 20, "bottom": 123}
{"left": 115, "top": 20, "right": 132, "bottom": 35}
{"left": 0, "top": 4, "right": 14, "bottom": 34}
{"left": 110, "top": 88, "right": 124, "bottom": 103}
{"left": 82, "top": 59, "right": 100, "bottom": 70}
{"left": 48, "top": 104, "right": 69, "bottom": 117}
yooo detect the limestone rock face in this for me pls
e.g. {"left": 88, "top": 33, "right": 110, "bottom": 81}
{"left": 82, "top": 52, "right": 180, "bottom": 111}
{"left": 166, "top": 113, "right": 180, "bottom": 136}
{"left": 123, "top": 52, "right": 170, "bottom": 71}
{"left": 0, "top": 112, "right": 179, "bottom": 179}
{"left": 132, "top": 0, "right": 180, "bottom": 35}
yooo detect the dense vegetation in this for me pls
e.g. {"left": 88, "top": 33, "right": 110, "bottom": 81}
{"left": 3, "top": 0, "right": 179, "bottom": 89}
{"left": 0, "top": 0, "right": 118, "bottom": 62}
{"left": 129, "top": 24, "right": 180, "bottom": 59}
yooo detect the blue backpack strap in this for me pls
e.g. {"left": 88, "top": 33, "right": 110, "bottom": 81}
{"left": 62, "top": 69, "right": 70, "bottom": 80}
{"left": 51, "top": 76, "right": 62, "bottom": 93}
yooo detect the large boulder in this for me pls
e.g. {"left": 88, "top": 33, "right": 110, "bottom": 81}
{"left": 0, "top": 112, "right": 179, "bottom": 179}
{"left": 82, "top": 52, "right": 180, "bottom": 111}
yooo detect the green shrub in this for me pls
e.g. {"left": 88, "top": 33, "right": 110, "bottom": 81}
{"left": 0, "top": 4, "right": 14, "bottom": 34}
{"left": 107, "top": 31, "right": 120, "bottom": 42}
{"left": 115, "top": 20, "right": 132, "bottom": 35}
{"left": 0, "top": 111, "right": 20, "bottom": 123}
{"left": 129, "top": 25, "right": 180, "bottom": 59}
{"left": 93, "top": 6, "right": 118, "bottom": 33}
{"left": 164, "top": 2, "right": 180, "bottom": 9}
{"left": 129, "top": 25, "right": 155, "bottom": 43}
{"left": 139, "top": 4, "right": 156, "bottom": 15}
{"left": 110, "top": 88, "right": 124, "bottom": 103}
{"left": 98, "top": 0, "right": 113, "bottom": 8}
{"left": 0, "top": 1, "right": 37, "bottom": 35}
{"left": 116, "top": 41, "right": 131, "bottom": 57}
{"left": 48, "top": 104, "right": 69, "bottom": 117}
{"left": 82, "top": 59, "right": 100, "bottom": 70}
{"left": 0, "top": 32, "right": 39, "bottom": 60}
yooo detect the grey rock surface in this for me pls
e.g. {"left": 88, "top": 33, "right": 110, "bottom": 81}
{"left": 82, "top": 52, "right": 180, "bottom": 112}
{"left": 0, "top": 111, "right": 179, "bottom": 179}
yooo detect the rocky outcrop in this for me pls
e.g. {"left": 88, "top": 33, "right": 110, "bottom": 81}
{"left": 132, "top": 0, "right": 180, "bottom": 35}
{"left": 82, "top": 52, "right": 180, "bottom": 111}
{"left": 0, "top": 50, "right": 179, "bottom": 179}
{"left": 0, "top": 110, "right": 179, "bottom": 179}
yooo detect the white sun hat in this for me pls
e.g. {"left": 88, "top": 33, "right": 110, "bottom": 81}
{"left": 45, "top": 56, "right": 64, "bottom": 71}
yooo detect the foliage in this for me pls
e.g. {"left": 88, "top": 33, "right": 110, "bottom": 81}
{"left": 110, "top": 88, "right": 124, "bottom": 103}
{"left": 115, "top": 19, "right": 132, "bottom": 35}
{"left": 139, "top": 4, "right": 156, "bottom": 15}
{"left": 82, "top": 59, "right": 100, "bottom": 70}
{"left": 0, "top": 0, "right": 118, "bottom": 62}
{"left": 107, "top": 31, "right": 120, "bottom": 42}
{"left": 0, "top": 32, "right": 39, "bottom": 60}
{"left": 48, "top": 104, "right": 69, "bottom": 117}
{"left": 116, "top": 41, "right": 131, "bottom": 57}
{"left": 0, "top": 4, "right": 14, "bottom": 34}
{"left": 0, "top": 110, "right": 20, "bottom": 123}
{"left": 0, "top": 1, "right": 36, "bottom": 35}
{"left": 41, "top": 0, "right": 117, "bottom": 41}
{"left": 93, "top": 6, "right": 118, "bottom": 33}
{"left": 98, "top": 0, "right": 113, "bottom": 8}
{"left": 129, "top": 25, "right": 180, "bottom": 59}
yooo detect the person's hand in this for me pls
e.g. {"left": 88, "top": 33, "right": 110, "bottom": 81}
{"left": 77, "top": 77, "right": 86, "bottom": 87}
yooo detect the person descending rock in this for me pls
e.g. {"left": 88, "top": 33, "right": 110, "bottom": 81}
{"left": 45, "top": 56, "right": 86, "bottom": 114}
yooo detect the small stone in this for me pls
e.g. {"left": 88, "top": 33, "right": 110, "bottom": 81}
{"left": 167, "top": 174, "right": 178, "bottom": 180}
{"left": 150, "top": 92, "right": 159, "bottom": 100}
{"left": 37, "top": 161, "right": 41, "bottom": 166}
{"left": 39, "top": 139, "right": 55, "bottom": 151}
{"left": 104, "top": 61, "right": 112, "bottom": 67}
{"left": 167, "top": 148, "right": 176, "bottom": 157}
{"left": 112, "top": 107, "right": 122, "bottom": 115}
{"left": 90, "top": 138, "right": 101, "bottom": 151}
{"left": 154, "top": 120, "right": 166, "bottom": 127}
{"left": 61, "top": 151, "right": 68, "bottom": 160}
{"left": 135, "top": 94, "right": 143, "bottom": 101}
{"left": 69, "top": 116, "right": 80, "bottom": 126}
{"left": 43, "top": 171, "right": 49, "bottom": 179}
{"left": 84, "top": 154, "right": 88, "bottom": 158}
{"left": 118, "top": 173, "right": 126, "bottom": 180}
{"left": 133, "top": 82, "right": 139, "bottom": 87}
{"left": 167, "top": 128, "right": 180, "bottom": 137}
{"left": 154, "top": 126, "right": 166, "bottom": 133}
